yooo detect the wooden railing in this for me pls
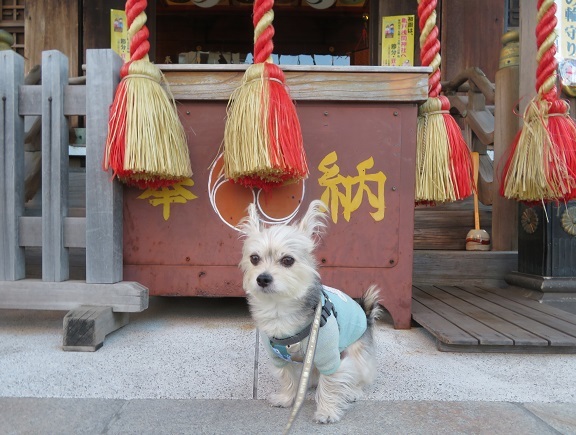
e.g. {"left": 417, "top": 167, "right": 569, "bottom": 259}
{"left": 0, "top": 49, "right": 148, "bottom": 350}
{"left": 443, "top": 67, "right": 496, "bottom": 206}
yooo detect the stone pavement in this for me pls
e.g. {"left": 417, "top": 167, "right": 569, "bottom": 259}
{"left": 1, "top": 296, "right": 575, "bottom": 434}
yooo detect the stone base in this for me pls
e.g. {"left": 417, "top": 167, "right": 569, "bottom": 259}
{"left": 505, "top": 271, "right": 576, "bottom": 315}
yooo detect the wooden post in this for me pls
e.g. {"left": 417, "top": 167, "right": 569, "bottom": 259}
{"left": 492, "top": 33, "right": 519, "bottom": 251}
{"left": 41, "top": 50, "right": 70, "bottom": 282}
{"left": 0, "top": 50, "right": 25, "bottom": 280}
{"left": 85, "top": 50, "right": 123, "bottom": 284}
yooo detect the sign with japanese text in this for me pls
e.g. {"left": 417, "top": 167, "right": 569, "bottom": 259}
{"left": 381, "top": 15, "right": 415, "bottom": 67}
{"left": 110, "top": 9, "right": 129, "bottom": 62}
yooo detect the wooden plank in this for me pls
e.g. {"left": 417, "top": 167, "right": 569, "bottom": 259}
{"left": 162, "top": 65, "right": 430, "bottom": 102}
{"left": 24, "top": 0, "right": 80, "bottom": 77}
{"left": 440, "top": 0, "right": 504, "bottom": 83}
{"left": 411, "top": 299, "right": 478, "bottom": 346}
{"left": 85, "top": 50, "right": 123, "bottom": 284}
{"left": 437, "top": 342, "right": 576, "bottom": 354}
{"left": 0, "top": 280, "right": 148, "bottom": 312}
{"left": 63, "top": 306, "right": 129, "bottom": 351}
{"left": 413, "top": 286, "right": 514, "bottom": 345}
{"left": 41, "top": 50, "right": 69, "bottom": 282}
{"left": 434, "top": 285, "right": 548, "bottom": 346}
{"left": 19, "top": 85, "right": 86, "bottom": 116}
{"left": 0, "top": 50, "right": 26, "bottom": 280}
{"left": 482, "top": 286, "right": 576, "bottom": 327}
{"left": 413, "top": 251, "right": 517, "bottom": 286}
{"left": 460, "top": 286, "right": 576, "bottom": 342}
{"left": 19, "top": 216, "right": 86, "bottom": 248}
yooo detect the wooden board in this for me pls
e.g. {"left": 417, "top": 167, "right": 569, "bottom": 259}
{"left": 412, "top": 284, "right": 576, "bottom": 353}
{"left": 24, "top": 0, "right": 79, "bottom": 76}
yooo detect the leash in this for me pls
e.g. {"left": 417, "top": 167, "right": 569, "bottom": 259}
{"left": 282, "top": 298, "right": 323, "bottom": 435}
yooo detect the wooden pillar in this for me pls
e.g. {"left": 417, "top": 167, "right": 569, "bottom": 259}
{"left": 41, "top": 50, "right": 70, "bottom": 282}
{"left": 0, "top": 51, "right": 25, "bottom": 280}
{"left": 85, "top": 50, "right": 123, "bottom": 284}
{"left": 491, "top": 33, "right": 519, "bottom": 251}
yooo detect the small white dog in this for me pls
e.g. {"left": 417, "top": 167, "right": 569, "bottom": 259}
{"left": 238, "top": 200, "right": 382, "bottom": 423}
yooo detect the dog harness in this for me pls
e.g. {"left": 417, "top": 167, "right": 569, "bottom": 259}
{"left": 264, "top": 285, "right": 368, "bottom": 375}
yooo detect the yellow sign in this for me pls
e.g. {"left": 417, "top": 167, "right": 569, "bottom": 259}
{"left": 138, "top": 178, "right": 198, "bottom": 221}
{"left": 318, "top": 151, "right": 386, "bottom": 223}
{"left": 381, "top": 15, "right": 415, "bottom": 67}
{"left": 111, "top": 9, "right": 129, "bottom": 62}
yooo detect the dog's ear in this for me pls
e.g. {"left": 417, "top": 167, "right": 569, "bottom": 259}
{"left": 237, "top": 202, "right": 261, "bottom": 235}
{"left": 298, "top": 200, "right": 328, "bottom": 238}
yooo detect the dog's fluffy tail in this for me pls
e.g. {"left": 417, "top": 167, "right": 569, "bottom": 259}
{"left": 360, "top": 285, "right": 383, "bottom": 327}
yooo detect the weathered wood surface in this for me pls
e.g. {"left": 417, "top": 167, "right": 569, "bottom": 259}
{"left": 24, "top": 0, "right": 79, "bottom": 76}
{"left": 412, "top": 251, "right": 516, "bottom": 287}
{"left": 0, "top": 50, "right": 25, "bottom": 281}
{"left": 19, "top": 216, "right": 86, "bottom": 248}
{"left": 85, "top": 50, "right": 123, "bottom": 284}
{"left": 412, "top": 284, "right": 576, "bottom": 353}
{"left": 19, "top": 85, "right": 86, "bottom": 116}
{"left": 492, "top": 64, "right": 519, "bottom": 251}
{"left": 0, "top": 280, "right": 148, "bottom": 312}
{"left": 41, "top": 50, "right": 69, "bottom": 282}
{"left": 414, "top": 197, "right": 492, "bottom": 250}
{"left": 63, "top": 306, "right": 129, "bottom": 352}
{"left": 161, "top": 64, "right": 430, "bottom": 102}
{"left": 449, "top": 95, "right": 494, "bottom": 147}
{"left": 440, "top": 0, "right": 504, "bottom": 83}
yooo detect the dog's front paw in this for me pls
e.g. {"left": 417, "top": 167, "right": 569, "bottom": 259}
{"left": 269, "top": 392, "right": 294, "bottom": 408}
{"left": 313, "top": 410, "right": 341, "bottom": 424}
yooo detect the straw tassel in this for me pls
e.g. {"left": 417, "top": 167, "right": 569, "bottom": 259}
{"left": 415, "top": 0, "right": 473, "bottom": 204}
{"left": 104, "top": 0, "right": 192, "bottom": 189}
{"left": 223, "top": 0, "right": 308, "bottom": 189}
{"left": 500, "top": 0, "right": 576, "bottom": 202}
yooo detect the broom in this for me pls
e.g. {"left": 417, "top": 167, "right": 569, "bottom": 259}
{"left": 500, "top": 0, "right": 576, "bottom": 202}
{"left": 104, "top": 0, "right": 192, "bottom": 190}
{"left": 415, "top": 0, "right": 473, "bottom": 204}
{"left": 223, "top": 0, "right": 308, "bottom": 190}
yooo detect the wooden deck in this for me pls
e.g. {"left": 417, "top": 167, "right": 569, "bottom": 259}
{"left": 412, "top": 284, "right": 576, "bottom": 353}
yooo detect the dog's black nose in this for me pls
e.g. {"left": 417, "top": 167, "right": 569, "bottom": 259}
{"left": 256, "top": 273, "right": 273, "bottom": 288}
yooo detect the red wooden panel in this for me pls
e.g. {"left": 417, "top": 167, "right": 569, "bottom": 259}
{"left": 123, "top": 100, "right": 417, "bottom": 329}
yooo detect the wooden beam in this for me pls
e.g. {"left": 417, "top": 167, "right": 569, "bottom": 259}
{"left": 161, "top": 65, "right": 430, "bottom": 102}
{"left": 0, "top": 280, "right": 148, "bottom": 312}
{"left": 63, "top": 306, "right": 129, "bottom": 351}
{"left": 19, "top": 216, "right": 86, "bottom": 248}
{"left": 19, "top": 85, "right": 86, "bottom": 116}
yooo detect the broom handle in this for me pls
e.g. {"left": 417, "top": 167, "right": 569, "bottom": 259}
{"left": 472, "top": 152, "right": 480, "bottom": 230}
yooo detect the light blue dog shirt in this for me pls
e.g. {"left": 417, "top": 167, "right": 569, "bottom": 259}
{"left": 264, "top": 285, "right": 367, "bottom": 375}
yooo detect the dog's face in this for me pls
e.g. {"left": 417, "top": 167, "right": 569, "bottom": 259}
{"left": 238, "top": 200, "right": 327, "bottom": 299}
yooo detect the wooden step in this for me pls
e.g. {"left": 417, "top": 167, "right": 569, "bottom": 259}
{"left": 412, "top": 284, "right": 576, "bottom": 353}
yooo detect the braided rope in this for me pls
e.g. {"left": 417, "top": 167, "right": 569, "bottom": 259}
{"left": 417, "top": 0, "right": 441, "bottom": 98}
{"left": 253, "top": 0, "right": 275, "bottom": 64}
{"left": 121, "top": 0, "right": 150, "bottom": 78}
{"left": 536, "top": 0, "right": 558, "bottom": 101}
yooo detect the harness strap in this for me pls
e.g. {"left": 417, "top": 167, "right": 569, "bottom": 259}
{"left": 269, "top": 291, "right": 335, "bottom": 346}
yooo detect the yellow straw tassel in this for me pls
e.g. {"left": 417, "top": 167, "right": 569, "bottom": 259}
{"left": 122, "top": 60, "right": 192, "bottom": 184}
{"left": 223, "top": 63, "right": 274, "bottom": 182}
{"left": 415, "top": 98, "right": 456, "bottom": 203}
{"left": 501, "top": 99, "right": 567, "bottom": 201}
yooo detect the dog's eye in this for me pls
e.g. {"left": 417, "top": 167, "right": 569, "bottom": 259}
{"left": 250, "top": 255, "right": 260, "bottom": 265}
{"left": 280, "top": 256, "right": 295, "bottom": 267}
